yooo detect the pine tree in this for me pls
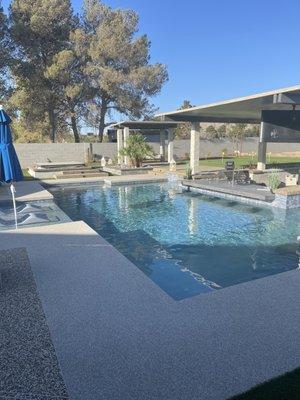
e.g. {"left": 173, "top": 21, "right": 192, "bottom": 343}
{"left": 74, "top": 0, "right": 168, "bottom": 141}
{"left": 45, "top": 29, "right": 89, "bottom": 143}
{"left": 9, "top": 0, "right": 75, "bottom": 142}
{"left": 0, "top": 1, "right": 11, "bottom": 101}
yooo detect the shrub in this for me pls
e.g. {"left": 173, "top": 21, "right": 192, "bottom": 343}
{"left": 267, "top": 170, "right": 281, "bottom": 191}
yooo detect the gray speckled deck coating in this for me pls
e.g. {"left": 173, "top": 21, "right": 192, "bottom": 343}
{"left": 0, "top": 248, "right": 69, "bottom": 400}
{"left": 0, "top": 222, "right": 299, "bottom": 400}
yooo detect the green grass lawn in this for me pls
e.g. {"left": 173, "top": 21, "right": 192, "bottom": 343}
{"left": 199, "top": 155, "right": 300, "bottom": 168}
{"left": 231, "top": 367, "right": 300, "bottom": 400}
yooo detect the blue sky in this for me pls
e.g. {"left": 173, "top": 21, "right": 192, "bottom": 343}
{"left": 3, "top": 0, "right": 300, "bottom": 115}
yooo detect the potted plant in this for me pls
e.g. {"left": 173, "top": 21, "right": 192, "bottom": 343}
{"left": 120, "top": 133, "right": 154, "bottom": 167}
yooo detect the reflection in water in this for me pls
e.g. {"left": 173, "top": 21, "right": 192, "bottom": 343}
{"left": 52, "top": 183, "right": 300, "bottom": 300}
{"left": 117, "top": 186, "right": 129, "bottom": 213}
{"left": 188, "top": 196, "right": 198, "bottom": 236}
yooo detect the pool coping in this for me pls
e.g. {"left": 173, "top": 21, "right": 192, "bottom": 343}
{"left": 182, "top": 180, "right": 300, "bottom": 209}
{"left": 40, "top": 174, "right": 169, "bottom": 190}
{"left": 184, "top": 184, "right": 274, "bottom": 208}
{"left": 0, "top": 181, "right": 53, "bottom": 203}
{"left": 0, "top": 219, "right": 299, "bottom": 400}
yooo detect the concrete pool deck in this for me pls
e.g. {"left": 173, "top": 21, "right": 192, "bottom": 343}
{"left": 0, "top": 181, "right": 53, "bottom": 202}
{"left": 0, "top": 220, "right": 299, "bottom": 400}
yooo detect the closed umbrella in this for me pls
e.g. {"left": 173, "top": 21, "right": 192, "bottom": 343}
{"left": 0, "top": 106, "right": 23, "bottom": 229}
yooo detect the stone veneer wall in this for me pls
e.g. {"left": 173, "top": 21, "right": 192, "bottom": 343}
{"left": 15, "top": 138, "right": 300, "bottom": 168}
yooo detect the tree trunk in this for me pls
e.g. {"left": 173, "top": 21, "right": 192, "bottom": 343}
{"left": 48, "top": 108, "right": 56, "bottom": 143}
{"left": 71, "top": 114, "right": 80, "bottom": 143}
{"left": 98, "top": 98, "right": 108, "bottom": 142}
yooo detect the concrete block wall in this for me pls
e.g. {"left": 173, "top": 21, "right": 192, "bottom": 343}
{"left": 15, "top": 143, "right": 86, "bottom": 168}
{"left": 92, "top": 143, "right": 118, "bottom": 160}
{"left": 171, "top": 138, "right": 259, "bottom": 159}
{"left": 14, "top": 139, "right": 300, "bottom": 168}
{"left": 173, "top": 139, "right": 300, "bottom": 159}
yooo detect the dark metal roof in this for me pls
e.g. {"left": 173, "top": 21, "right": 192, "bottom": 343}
{"left": 107, "top": 120, "right": 179, "bottom": 130}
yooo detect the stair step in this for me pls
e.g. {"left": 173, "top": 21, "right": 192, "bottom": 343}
{"left": 35, "top": 162, "right": 85, "bottom": 169}
{"left": 60, "top": 169, "right": 102, "bottom": 175}
{"left": 54, "top": 172, "right": 108, "bottom": 179}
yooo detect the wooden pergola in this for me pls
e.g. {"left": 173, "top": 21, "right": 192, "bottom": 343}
{"left": 107, "top": 121, "right": 179, "bottom": 166}
{"left": 157, "top": 85, "right": 300, "bottom": 174}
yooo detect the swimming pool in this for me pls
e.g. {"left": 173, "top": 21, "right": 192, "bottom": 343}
{"left": 53, "top": 183, "right": 300, "bottom": 300}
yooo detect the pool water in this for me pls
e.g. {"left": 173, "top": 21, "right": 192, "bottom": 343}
{"left": 53, "top": 183, "right": 300, "bottom": 300}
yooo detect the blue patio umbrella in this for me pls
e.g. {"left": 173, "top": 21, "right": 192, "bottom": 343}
{"left": 0, "top": 106, "right": 23, "bottom": 228}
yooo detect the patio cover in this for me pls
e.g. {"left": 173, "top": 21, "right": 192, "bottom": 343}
{"left": 157, "top": 85, "right": 300, "bottom": 172}
{"left": 157, "top": 85, "right": 300, "bottom": 124}
{"left": 107, "top": 121, "right": 179, "bottom": 165}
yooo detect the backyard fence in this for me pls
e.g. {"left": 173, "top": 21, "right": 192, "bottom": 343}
{"left": 15, "top": 139, "right": 300, "bottom": 168}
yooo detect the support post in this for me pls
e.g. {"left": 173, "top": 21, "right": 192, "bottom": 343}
{"left": 190, "top": 122, "right": 200, "bottom": 175}
{"left": 257, "top": 122, "right": 267, "bottom": 171}
{"left": 117, "top": 128, "right": 124, "bottom": 164}
{"left": 167, "top": 129, "right": 174, "bottom": 163}
{"left": 123, "top": 127, "right": 130, "bottom": 166}
{"left": 159, "top": 130, "right": 166, "bottom": 161}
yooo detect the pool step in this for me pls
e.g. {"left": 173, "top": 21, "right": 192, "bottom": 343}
{"left": 34, "top": 162, "right": 85, "bottom": 170}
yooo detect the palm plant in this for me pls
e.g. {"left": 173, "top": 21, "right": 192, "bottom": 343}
{"left": 120, "top": 133, "right": 154, "bottom": 167}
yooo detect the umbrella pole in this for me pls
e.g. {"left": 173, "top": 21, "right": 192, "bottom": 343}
{"left": 10, "top": 183, "right": 18, "bottom": 229}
